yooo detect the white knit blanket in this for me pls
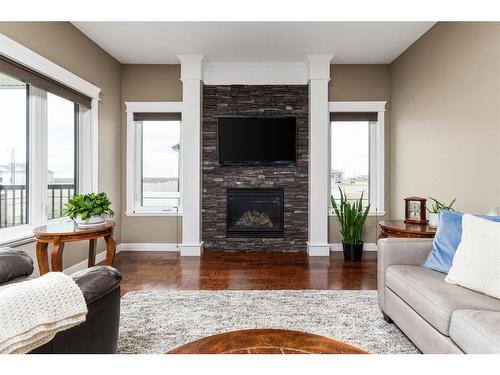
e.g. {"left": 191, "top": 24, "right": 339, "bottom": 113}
{"left": 0, "top": 272, "right": 87, "bottom": 354}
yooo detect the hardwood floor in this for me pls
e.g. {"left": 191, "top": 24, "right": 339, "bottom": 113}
{"left": 108, "top": 251, "right": 377, "bottom": 296}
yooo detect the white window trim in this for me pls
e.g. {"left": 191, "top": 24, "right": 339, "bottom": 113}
{"left": 125, "top": 101, "right": 183, "bottom": 217}
{"left": 0, "top": 34, "right": 100, "bottom": 246}
{"left": 328, "top": 101, "right": 386, "bottom": 217}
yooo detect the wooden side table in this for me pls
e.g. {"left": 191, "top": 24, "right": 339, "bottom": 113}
{"left": 378, "top": 220, "right": 436, "bottom": 239}
{"left": 33, "top": 220, "right": 116, "bottom": 275}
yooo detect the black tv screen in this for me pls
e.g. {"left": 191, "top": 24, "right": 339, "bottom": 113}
{"left": 218, "top": 117, "right": 297, "bottom": 165}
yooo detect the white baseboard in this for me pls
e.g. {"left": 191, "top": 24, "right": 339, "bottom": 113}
{"left": 63, "top": 249, "right": 117, "bottom": 275}
{"left": 62, "top": 242, "right": 183, "bottom": 274}
{"left": 307, "top": 242, "right": 331, "bottom": 256}
{"left": 330, "top": 242, "right": 377, "bottom": 252}
{"left": 178, "top": 242, "right": 204, "bottom": 256}
{"left": 118, "top": 243, "right": 180, "bottom": 252}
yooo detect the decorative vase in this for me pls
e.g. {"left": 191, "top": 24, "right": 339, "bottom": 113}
{"left": 74, "top": 214, "right": 106, "bottom": 227}
{"left": 342, "top": 242, "right": 363, "bottom": 262}
{"left": 427, "top": 212, "right": 440, "bottom": 228}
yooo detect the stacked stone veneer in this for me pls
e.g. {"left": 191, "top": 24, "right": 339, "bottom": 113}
{"left": 202, "top": 85, "right": 309, "bottom": 251}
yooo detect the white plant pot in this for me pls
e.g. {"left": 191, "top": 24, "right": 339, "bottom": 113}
{"left": 74, "top": 214, "right": 106, "bottom": 227}
{"left": 428, "top": 212, "right": 440, "bottom": 228}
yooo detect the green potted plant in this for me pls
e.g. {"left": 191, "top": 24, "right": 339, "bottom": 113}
{"left": 63, "top": 192, "right": 114, "bottom": 227}
{"left": 427, "top": 197, "right": 456, "bottom": 227}
{"left": 331, "top": 187, "right": 370, "bottom": 262}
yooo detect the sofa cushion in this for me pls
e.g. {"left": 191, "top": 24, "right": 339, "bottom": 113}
{"left": 421, "top": 211, "right": 500, "bottom": 274}
{"left": 386, "top": 265, "right": 500, "bottom": 335}
{"left": 0, "top": 248, "right": 34, "bottom": 284}
{"left": 450, "top": 310, "right": 500, "bottom": 353}
{"left": 446, "top": 214, "right": 500, "bottom": 299}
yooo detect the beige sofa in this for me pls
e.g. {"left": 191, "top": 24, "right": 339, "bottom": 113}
{"left": 377, "top": 238, "right": 500, "bottom": 354}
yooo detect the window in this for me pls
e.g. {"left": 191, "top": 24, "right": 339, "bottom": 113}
{"left": 0, "top": 72, "right": 28, "bottom": 228}
{"left": 47, "top": 93, "right": 78, "bottom": 219}
{"left": 331, "top": 121, "right": 371, "bottom": 207}
{"left": 0, "top": 41, "right": 99, "bottom": 244}
{"left": 0, "top": 73, "right": 80, "bottom": 232}
{"left": 329, "top": 102, "right": 386, "bottom": 215}
{"left": 125, "top": 103, "right": 183, "bottom": 216}
{"left": 139, "top": 120, "right": 180, "bottom": 210}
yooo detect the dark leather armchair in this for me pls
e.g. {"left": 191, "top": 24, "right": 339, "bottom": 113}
{"left": 0, "top": 247, "right": 122, "bottom": 354}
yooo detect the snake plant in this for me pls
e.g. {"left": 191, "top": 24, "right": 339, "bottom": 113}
{"left": 427, "top": 197, "right": 456, "bottom": 213}
{"left": 331, "top": 187, "right": 370, "bottom": 245}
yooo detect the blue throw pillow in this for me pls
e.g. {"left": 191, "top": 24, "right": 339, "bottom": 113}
{"left": 421, "top": 210, "right": 500, "bottom": 274}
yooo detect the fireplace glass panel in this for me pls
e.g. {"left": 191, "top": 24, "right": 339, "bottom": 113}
{"left": 226, "top": 188, "right": 284, "bottom": 238}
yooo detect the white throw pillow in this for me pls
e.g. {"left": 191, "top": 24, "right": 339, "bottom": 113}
{"left": 445, "top": 214, "right": 500, "bottom": 299}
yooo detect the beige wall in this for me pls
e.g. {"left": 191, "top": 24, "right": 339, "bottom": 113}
{"left": 328, "top": 64, "right": 391, "bottom": 243}
{"left": 0, "top": 22, "right": 122, "bottom": 272}
{"left": 389, "top": 22, "right": 500, "bottom": 218}
{"left": 120, "top": 64, "right": 183, "bottom": 243}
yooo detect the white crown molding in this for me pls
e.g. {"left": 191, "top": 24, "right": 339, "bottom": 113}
{"left": 0, "top": 33, "right": 101, "bottom": 100}
{"left": 306, "top": 54, "right": 334, "bottom": 80}
{"left": 177, "top": 54, "right": 205, "bottom": 81}
{"left": 329, "top": 101, "right": 387, "bottom": 112}
{"left": 203, "top": 61, "right": 309, "bottom": 85}
{"left": 125, "top": 101, "right": 183, "bottom": 113}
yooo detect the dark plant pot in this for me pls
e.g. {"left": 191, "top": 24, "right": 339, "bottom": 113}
{"left": 342, "top": 242, "right": 363, "bottom": 262}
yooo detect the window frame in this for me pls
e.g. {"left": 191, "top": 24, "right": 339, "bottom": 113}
{"left": 0, "top": 34, "right": 100, "bottom": 246}
{"left": 125, "top": 102, "right": 183, "bottom": 217}
{"left": 328, "top": 101, "right": 386, "bottom": 217}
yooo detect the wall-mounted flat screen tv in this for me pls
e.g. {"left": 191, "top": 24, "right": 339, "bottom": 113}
{"left": 218, "top": 117, "right": 297, "bottom": 165}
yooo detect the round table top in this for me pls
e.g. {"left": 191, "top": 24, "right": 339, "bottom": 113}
{"left": 167, "top": 328, "right": 367, "bottom": 354}
{"left": 379, "top": 219, "right": 436, "bottom": 235}
{"left": 33, "top": 220, "right": 115, "bottom": 236}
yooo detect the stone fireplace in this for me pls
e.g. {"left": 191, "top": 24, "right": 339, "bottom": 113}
{"left": 226, "top": 188, "right": 284, "bottom": 238}
{"left": 202, "top": 84, "right": 309, "bottom": 251}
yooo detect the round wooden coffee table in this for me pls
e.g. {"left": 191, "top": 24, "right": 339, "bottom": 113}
{"left": 167, "top": 329, "right": 367, "bottom": 354}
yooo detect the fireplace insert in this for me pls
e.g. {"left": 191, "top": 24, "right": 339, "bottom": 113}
{"left": 226, "top": 188, "right": 284, "bottom": 238}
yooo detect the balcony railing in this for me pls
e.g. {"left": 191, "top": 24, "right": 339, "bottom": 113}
{"left": 0, "top": 184, "right": 75, "bottom": 228}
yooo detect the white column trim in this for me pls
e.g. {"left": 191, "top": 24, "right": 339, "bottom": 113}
{"left": 177, "top": 54, "right": 205, "bottom": 81}
{"left": 306, "top": 54, "right": 334, "bottom": 257}
{"left": 177, "top": 54, "right": 205, "bottom": 256}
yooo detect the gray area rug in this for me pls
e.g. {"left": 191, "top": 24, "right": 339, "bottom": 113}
{"left": 118, "top": 290, "right": 419, "bottom": 354}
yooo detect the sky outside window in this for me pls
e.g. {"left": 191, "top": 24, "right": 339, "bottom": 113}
{"left": 331, "top": 121, "right": 370, "bottom": 205}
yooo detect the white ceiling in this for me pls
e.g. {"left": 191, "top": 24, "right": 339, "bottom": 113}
{"left": 73, "top": 22, "right": 435, "bottom": 64}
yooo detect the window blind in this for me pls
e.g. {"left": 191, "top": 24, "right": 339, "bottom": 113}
{"left": 330, "top": 112, "right": 378, "bottom": 122}
{"left": 0, "top": 55, "right": 92, "bottom": 108}
{"left": 133, "top": 112, "right": 182, "bottom": 122}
